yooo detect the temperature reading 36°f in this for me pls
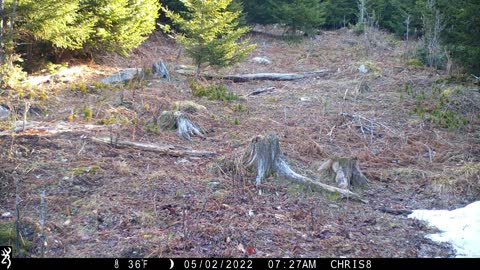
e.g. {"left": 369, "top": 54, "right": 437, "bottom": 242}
{"left": 128, "top": 259, "right": 148, "bottom": 269}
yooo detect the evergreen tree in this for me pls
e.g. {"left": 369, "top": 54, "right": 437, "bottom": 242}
{"left": 367, "top": 0, "right": 420, "bottom": 37}
{"left": 163, "top": 0, "right": 255, "bottom": 75}
{"left": 19, "top": 0, "right": 93, "bottom": 50}
{"left": 242, "top": 0, "right": 276, "bottom": 25}
{"left": 268, "top": 0, "right": 326, "bottom": 36}
{"left": 79, "top": 0, "right": 160, "bottom": 56}
{"left": 435, "top": 0, "right": 480, "bottom": 73}
{"left": 323, "top": 0, "right": 357, "bottom": 29}
{"left": 13, "top": 0, "right": 159, "bottom": 58}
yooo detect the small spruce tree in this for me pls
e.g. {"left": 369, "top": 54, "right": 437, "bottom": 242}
{"left": 163, "top": 0, "right": 255, "bottom": 76}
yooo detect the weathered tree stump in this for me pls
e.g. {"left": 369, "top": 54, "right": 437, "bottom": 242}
{"left": 317, "top": 158, "right": 369, "bottom": 190}
{"left": 242, "top": 133, "right": 366, "bottom": 202}
{"left": 157, "top": 111, "right": 204, "bottom": 141}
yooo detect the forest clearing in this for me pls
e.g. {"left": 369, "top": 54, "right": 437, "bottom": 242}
{"left": 1, "top": 24, "right": 479, "bottom": 258}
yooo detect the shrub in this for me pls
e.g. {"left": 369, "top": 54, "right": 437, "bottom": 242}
{"left": 403, "top": 84, "right": 470, "bottom": 130}
{"left": 0, "top": 54, "right": 27, "bottom": 88}
{"left": 190, "top": 81, "right": 237, "bottom": 102}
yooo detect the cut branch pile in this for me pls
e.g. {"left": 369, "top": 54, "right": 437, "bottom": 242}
{"left": 241, "top": 133, "right": 366, "bottom": 202}
{"left": 157, "top": 111, "right": 204, "bottom": 141}
{"left": 340, "top": 112, "right": 398, "bottom": 138}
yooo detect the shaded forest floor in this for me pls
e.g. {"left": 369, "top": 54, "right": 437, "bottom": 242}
{"left": 1, "top": 27, "right": 480, "bottom": 257}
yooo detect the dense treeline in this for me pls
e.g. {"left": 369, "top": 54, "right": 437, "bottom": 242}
{"left": 0, "top": 0, "right": 479, "bottom": 77}
{"left": 164, "top": 0, "right": 479, "bottom": 74}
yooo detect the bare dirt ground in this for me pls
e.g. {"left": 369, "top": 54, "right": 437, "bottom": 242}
{"left": 1, "top": 27, "right": 479, "bottom": 258}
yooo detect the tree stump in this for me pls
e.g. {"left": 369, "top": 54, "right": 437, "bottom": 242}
{"left": 318, "top": 158, "right": 369, "bottom": 190}
{"left": 157, "top": 111, "right": 204, "bottom": 141}
{"left": 242, "top": 133, "right": 366, "bottom": 202}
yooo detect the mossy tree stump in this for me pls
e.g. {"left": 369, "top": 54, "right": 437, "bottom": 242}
{"left": 157, "top": 111, "right": 204, "bottom": 141}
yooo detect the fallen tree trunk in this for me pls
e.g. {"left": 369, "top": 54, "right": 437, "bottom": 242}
{"left": 242, "top": 134, "right": 366, "bottom": 202}
{"left": 175, "top": 69, "right": 330, "bottom": 82}
{"left": 90, "top": 137, "right": 216, "bottom": 157}
{"left": 0, "top": 121, "right": 110, "bottom": 136}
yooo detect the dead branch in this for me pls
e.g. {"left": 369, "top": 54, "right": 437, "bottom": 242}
{"left": 90, "top": 137, "right": 216, "bottom": 157}
{"left": 341, "top": 112, "right": 398, "bottom": 137}
{"left": 377, "top": 207, "right": 413, "bottom": 216}
{"left": 247, "top": 87, "right": 276, "bottom": 97}
{"left": 176, "top": 69, "right": 330, "bottom": 82}
{"left": 242, "top": 134, "right": 366, "bottom": 202}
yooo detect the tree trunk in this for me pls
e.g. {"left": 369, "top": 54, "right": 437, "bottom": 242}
{"left": 0, "top": 0, "right": 4, "bottom": 64}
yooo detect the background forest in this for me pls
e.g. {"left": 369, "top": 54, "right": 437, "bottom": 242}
{"left": 0, "top": 0, "right": 479, "bottom": 83}
{"left": 1, "top": 0, "right": 480, "bottom": 259}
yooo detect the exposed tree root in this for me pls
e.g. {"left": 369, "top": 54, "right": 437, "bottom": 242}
{"left": 242, "top": 134, "right": 366, "bottom": 202}
{"left": 157, "top": 111, "right": 204, "bottom": 141}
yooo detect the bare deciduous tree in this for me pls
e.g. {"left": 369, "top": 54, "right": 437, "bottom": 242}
{"left": 422, "top": 0, "right": 445, "bottom": 69}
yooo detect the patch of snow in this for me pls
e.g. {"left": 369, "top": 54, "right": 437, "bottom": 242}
{"left": 408, "top": 201, "right": 480, "bottom": 258}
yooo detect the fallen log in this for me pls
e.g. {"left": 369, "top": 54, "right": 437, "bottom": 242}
{"left": 175, "top": 69, "right": 330, "bottom": 82}
{"left": 242, "top": 134, "right": 366, "bottom": 202}
{"left": 0, "top": 121, "right": 110, "bottom": 136}
{"left": 90, "top": 137, "right": 216, "bottom": 157}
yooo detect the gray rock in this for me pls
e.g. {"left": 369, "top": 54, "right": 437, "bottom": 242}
{"left": 152, "top": 59, "right": 170, "bottom": 81}
{"left": 252, "top": 57, "right": 271, "bottom": 65}
{"left": 207, "top": 181, "right": 222, "bottom": 189}
{"left": 358, "top": 64, "right": 369, "bottom": 74}
{"left": 300, "top": 96, "right": 312, "bottom": 102}
{"left": 0, "top": 105, "right": 10, "bottom": 120}
{"left": 100, "top": 68, "right": 144, "bottom": 84}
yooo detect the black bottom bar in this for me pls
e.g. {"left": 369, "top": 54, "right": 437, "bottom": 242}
{"left": 9, "top": 258, "right": 480, "bottom": 270}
